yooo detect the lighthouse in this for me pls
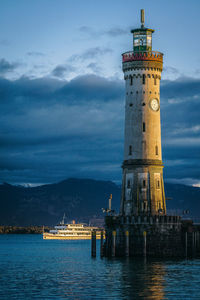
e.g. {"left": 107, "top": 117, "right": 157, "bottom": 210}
{"left": 120, "top": 9, "right": 166, "bottom": 216}
{"left": 103, "top": 10, "right": 188, "bottom": 258}
{"left": 103, "top": 10, "right": 200, "bottom": 258}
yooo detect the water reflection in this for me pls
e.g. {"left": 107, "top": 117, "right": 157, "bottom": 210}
{"left": 104, "top": 258, "right": 166, "bottom": 299}
{"left": 1, "top": 236, "right": 200, "bottom": 299}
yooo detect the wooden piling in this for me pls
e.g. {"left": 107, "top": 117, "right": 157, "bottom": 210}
{"left": 91, "top": 230, "right": 96, "bottom": 257}
{"left": 185, "top": 232, "right": 188, "bottom": 258}
{"left": 125, "top": 230, "right": 129, "bottom": 257}
{"left": 197, "top": 231, "right": 199, "bottom": 250}
{"left": 193, "top": 232, "right": 196, "bottom": 257}
{"left": 112, "top": 231, "right": 116, "bottom": 257}
{"left": 100, "top": 230, "right": 104, "bottom": 257}
{"left": 143, "top": 231, "right": 147, "bottom": 257}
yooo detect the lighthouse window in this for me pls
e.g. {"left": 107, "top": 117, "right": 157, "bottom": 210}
{"left": 143, "top": 122, "right": 146, "bottom": 132}
{"left": 142, "top": 74, "right": 145, "bottom": 84}
{"left": 157, "top": 180, "right": 160, "bottom": 189}
{"left": 155, "top": 145, "right": 158, "bottom": 155}
{"left": 133, "top": 35, "right": 140, "bottom": 47}
{"left": 129, "top": 145, "right": 132, "bottom": 155}
{"left": 147, "top": 35, "right": 152, "bottom": 46}
{"left": 133, "top": 33, "right": 147, "bottom": 47}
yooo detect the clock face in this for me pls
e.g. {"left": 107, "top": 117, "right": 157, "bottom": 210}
{"left": 150, "top": 99, "right": 159, "bottom": 111}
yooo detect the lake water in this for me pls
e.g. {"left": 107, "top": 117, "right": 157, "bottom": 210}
{"left": 0, "top": 235, "right": 200, "bottom": 299}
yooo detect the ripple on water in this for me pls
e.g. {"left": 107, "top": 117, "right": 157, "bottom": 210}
{"left": 0, "top": 235, "right": 200, "bottom": 299}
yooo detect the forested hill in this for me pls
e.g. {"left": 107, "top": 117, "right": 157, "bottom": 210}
{"left": 0, "top": 178, "right": 200, "bottom": 226}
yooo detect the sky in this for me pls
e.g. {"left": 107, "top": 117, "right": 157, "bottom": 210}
{"left": 0, "top": 0, "right": 200, "bottom": 187}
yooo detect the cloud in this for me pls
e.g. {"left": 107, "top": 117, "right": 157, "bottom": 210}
{"left": 79, "top": 26, "right": 95, "bottom": 36}
{"left": 163, "top": 66, "right": 180, "bottom": 75}
{"left": 165, "top": 177, "right": 200, "bottom": 187}
{"left": 161, "top": 78, "right": 200, "bottom": 147}
{"left": 0, "top": 74, "right": 124, "bottom": 184}
{"left": 79, "top": 26, "right": 128, "bottom": 38}
{"left": 161, "top": 77, "right": 200, "bottom": 101}
{"left": 51, "top": 64, "right": 76, "bottom": 78}
{"left": 81, "top": 47, "right": 113, "bottom": 59}
{"left": 0, "top": 58, "right": 18, "bottom": 75}
{"left": 87, "top": 63, "right": 101, "bottom": 73}
{"left": 27, "top": 51, "right": 45, "bottom": 57}
{"left": 104, "top": 28, "right": 127, "bottom": 37}
{"left": 56, "top": 74, "right": 124, "bottom": 104}
{"left": 0, "top": 74, "right": 200, "bottom": 185}
{"left": 70, "top": 47, "right": 113, "bottom": 62}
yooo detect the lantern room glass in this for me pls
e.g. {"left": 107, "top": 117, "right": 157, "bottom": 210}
{"left": 133, "top": 32, "right": 152, "bottom": 53}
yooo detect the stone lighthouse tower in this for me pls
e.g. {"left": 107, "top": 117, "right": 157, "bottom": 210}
{"left": 120, "top": 9, "right": 166, "bottom": 216}
{"left": 104, "top": 10, "right": 197, "bottom": 258}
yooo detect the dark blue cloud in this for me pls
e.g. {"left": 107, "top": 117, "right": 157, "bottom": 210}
{"left": 0, "top": 58, "right": 18, "bottom": 75}
{"left": 56, "top": 74, "right": 124, "bottom": 103}
{"left": 0, "top": 74, "right": 199, "bottom": 186}
{"left": 51, "top": 64, "right": 76, "bottom": 78}
{"left": 161, "top": 77, "right": 200, "bottom": 100}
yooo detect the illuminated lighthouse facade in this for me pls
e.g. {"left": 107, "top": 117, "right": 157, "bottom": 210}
{"left": 120, "top": 10, "right": 166, "bottom": 216}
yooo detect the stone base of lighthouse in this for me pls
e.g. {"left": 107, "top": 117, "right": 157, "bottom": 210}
{"left": 121, "top": 159, "right": 166, "bottom": 216}
{"left": 103, "top": 216, "right": 200, "bottom": 258}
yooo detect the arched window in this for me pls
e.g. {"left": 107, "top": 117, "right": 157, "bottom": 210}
{"left": 157, "top": 180, "right": 160, "bottom": 189}
{"left": 143, "top": 202, "right": 148, "bottom": 211}
{"left": 130, "top": 77, "right": 133, "bottom": 86}
{"left": 143, "top": 180, "right": 146, "bottom": 187}
{"left": 129, "top": 145, "right": 132, "bottom": 155}
{"left": 143, "top": 122, "right": 146, "bottom": 132}
{"left": 142, "top": 74, "right": 145, "bottom": 84}
{"left": 154, "top": 77, "right": 157, "bottom": 85}
{"left": 155, "top": 145, "right": 158, "bottom": 155}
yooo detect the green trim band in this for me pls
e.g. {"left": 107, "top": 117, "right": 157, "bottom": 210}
{"left": 122, "top": 159, "right": 164, "bottom": 168}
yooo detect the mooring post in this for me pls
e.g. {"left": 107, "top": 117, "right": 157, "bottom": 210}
{"left": 143, "top": 231, "right": 147, "bottom": 257}
{"left": 192, "top": 231, "right": 196, "bottom": 257}
{"left": 185, "top": 232, "right": 188, "bottom": 258}
{"left": 125, "top": 230, "right": 129, "bottom": 257}
{"left": 197, "top": 231, "right": 200, "bottom": 252}
{"left": 100, "top": 230, "right": 104, "bottom": 258}
{"left": 112, "top": 231, "right": 116, "bottom": 257}
{"left": 195, "top": 231, "right": 197, "bottom": 255}
{"left": 91, "top": 230, "right": 96, "bottom": 258}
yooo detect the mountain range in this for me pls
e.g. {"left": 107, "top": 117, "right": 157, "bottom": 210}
{"left": 0, "top": 178, "right": 200, "bottom": 226}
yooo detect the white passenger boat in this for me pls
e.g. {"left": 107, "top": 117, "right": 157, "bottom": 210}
{"left": 43, "top": 215, "right": 104, "bottom": 240}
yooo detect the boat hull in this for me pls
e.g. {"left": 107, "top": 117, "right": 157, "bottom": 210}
{"left": 43, "top": 233, "right": 104, "bottom": 240}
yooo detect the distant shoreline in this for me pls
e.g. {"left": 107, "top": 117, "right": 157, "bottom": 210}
{"left": 0, "top": 226, "right": 51, "bottom": 234}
